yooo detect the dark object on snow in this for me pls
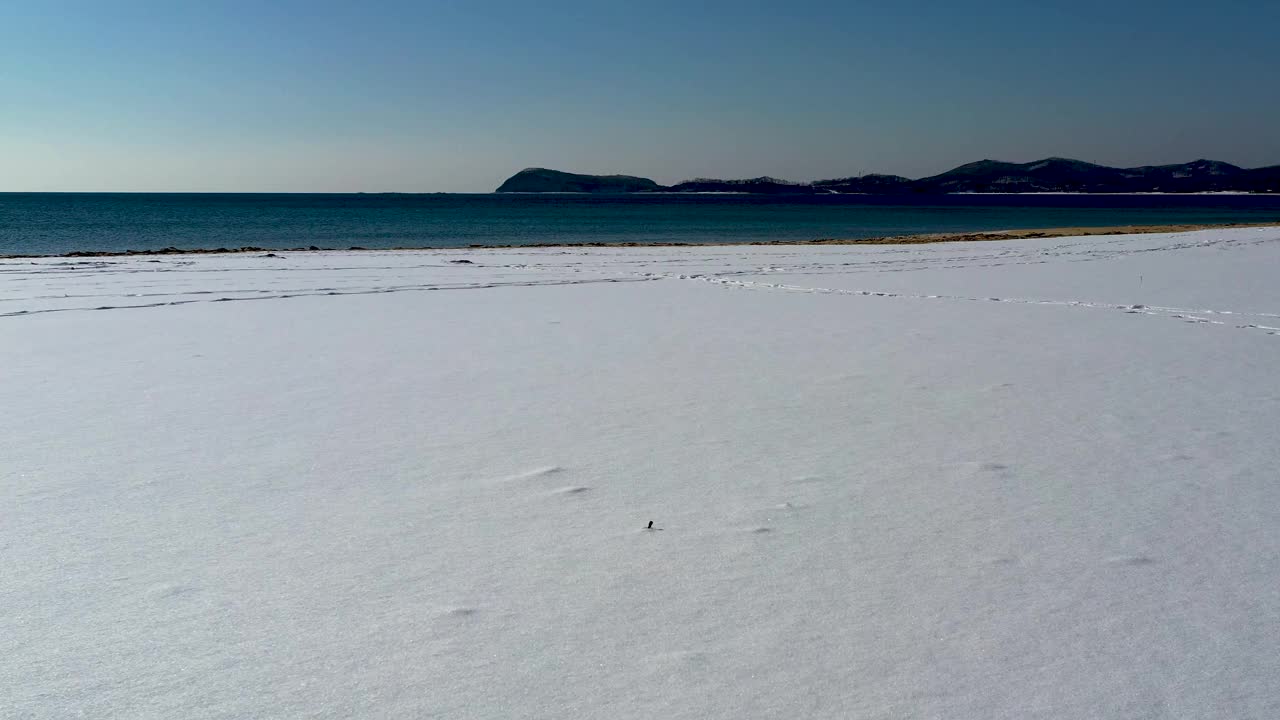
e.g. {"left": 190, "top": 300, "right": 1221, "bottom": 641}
{"left": 646, "top": 520, "right": 653, "bottom": 529}
{"left": 450, "top": 259, "right": 474, "bottom": 264}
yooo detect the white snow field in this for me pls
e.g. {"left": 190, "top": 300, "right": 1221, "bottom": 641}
{"left": 3, "top": 227, "right": 1280, "bottom": 719}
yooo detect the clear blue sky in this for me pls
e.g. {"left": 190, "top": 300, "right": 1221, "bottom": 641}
{"left": 3, "top": 0, "right": 1277, "bottom": 192}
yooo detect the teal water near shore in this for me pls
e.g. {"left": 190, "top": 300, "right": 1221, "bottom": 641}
{"left": 3, "top": 192, "right": 1280, "bottom": 256}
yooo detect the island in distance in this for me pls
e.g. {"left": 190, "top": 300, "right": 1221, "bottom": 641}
{"left": 496, "top": 158, "right": 1280, "bottom": 194}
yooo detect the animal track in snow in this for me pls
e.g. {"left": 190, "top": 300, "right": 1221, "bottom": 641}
{"left": 659, "top": 272, "right": 1278, "bottom": 338}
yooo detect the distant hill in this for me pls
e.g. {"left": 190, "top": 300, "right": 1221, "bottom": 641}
{"left": 666, "top": 177, "right": 821, "bottom": 194}
{"left": 913, "top": 158, "right": 1122, "bottom": 193}
{"left": 496, "top": 168, "right": 662, "bottom": 193}
{"left": 1245, "top": 165, "right": 1280, "bottom": 192}
{"left": 495, "top": 160, "right": 1280, "bottom": 194}
{"left": 912, "top": 157, "right": 1270, "bottom": 193}
{"left": 812, "top": 173, "right": 914, "bottom": 194}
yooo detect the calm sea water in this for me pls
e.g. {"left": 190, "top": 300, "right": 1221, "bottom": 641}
{"left": 3, "top": 192, "right": 1280, "bottom": 256}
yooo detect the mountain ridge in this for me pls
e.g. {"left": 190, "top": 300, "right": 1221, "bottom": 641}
{"left": 496, "top": 159, "right": 1280, "bottom": 194}
{"left": 495, "top": 168, "right": 661, "bottom": 193}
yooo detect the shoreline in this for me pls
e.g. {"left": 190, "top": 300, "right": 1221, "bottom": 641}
{"left": 4, "top": 221, "right": 1277, "bottom": 259}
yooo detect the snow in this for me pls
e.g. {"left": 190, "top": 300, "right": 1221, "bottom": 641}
{"left": 3, "top": 227, "right": 1280, "bottom": 719}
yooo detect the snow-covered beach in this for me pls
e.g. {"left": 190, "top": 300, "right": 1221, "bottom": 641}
{"left": 3, "top": 227, "right": 1279, "bottom": 718}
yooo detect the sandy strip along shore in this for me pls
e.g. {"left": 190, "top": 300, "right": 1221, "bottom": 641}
{"left": 3, "top": 221, "right": 1277, "bottom": 258}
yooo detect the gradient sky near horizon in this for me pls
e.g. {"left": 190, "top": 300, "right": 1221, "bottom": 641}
{"left": 3, "top": 1, "right": 1278, "bottom": 192}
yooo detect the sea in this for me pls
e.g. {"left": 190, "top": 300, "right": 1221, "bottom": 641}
{"left": 3, "top": 192, "right": 1280, "bottom": 256}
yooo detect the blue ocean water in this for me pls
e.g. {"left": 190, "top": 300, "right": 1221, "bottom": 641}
{"left": 2, "top": 192, "right": 1280, "bottom": 256}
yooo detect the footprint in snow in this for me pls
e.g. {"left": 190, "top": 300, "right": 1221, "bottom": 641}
{"left": 1104, "top": 555, "right": 1157, "bottom": 567}
{"left": 433, "top": 607, "right": 479, "bottom": 622}
{"left": 146, "top": 583, "right": 199, "bottom": 600}
{"left": 492, "top": 466, "right": 565, "bottom": 484}
{"left": 982, "top": 555, "right": 1020, "bottom": 566}
{"left": 642, "top": 650, "right": 711, "bottom": 672}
